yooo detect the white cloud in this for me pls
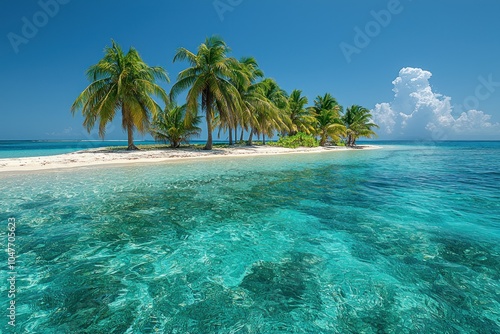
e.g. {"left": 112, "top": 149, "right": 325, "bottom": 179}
{"left": 372, "top": 67, "right": 500, "bottom": 140}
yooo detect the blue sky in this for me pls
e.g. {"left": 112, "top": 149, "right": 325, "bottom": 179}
{"left": 1, "top": 0, "right": 500, "bottom": 140}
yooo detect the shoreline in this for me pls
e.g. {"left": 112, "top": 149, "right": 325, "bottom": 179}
{"left": 0, "top": 145, "right": 381, "bottom": 174}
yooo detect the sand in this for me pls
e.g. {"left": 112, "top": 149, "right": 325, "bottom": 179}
{"left": 0, "top": 145, "right": 381, "bottom": 174}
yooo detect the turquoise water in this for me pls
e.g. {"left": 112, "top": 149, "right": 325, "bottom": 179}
{"left": 0, "top": 142, "right": 499, "bottom": 333}
{"left": 0, "top": 140, "right": 228, "bottom": 159}
{"left": 0, "top": 141, "right": 157, "bottom": 159}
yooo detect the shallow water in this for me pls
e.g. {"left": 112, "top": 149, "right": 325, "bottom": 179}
{"left": 1, "top": 142, "right": 499, "bottom": 333}
{"left": 0, "top": 140, "right": 226, "bottom": 159}
{"left": 0, "top": 140, "right": 139, "bottom": 159}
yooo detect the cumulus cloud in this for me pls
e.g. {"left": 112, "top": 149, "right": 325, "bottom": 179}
{"left": 372, "top": 67, "right": 500, "bottom": 140}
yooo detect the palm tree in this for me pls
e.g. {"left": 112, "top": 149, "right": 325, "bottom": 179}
{"left": 150, "top": 103, "right": 202, "bottom": 148}
{"left": 251, "top": 78, "right": 289, "bottom": 145}
{"left": 309, "top": 93, "right": 346, "bottom": 146}
{"left": 170, "top": 36, "right": 248, "bottom": 150}
{"left": 287, "top": 89, "right": 315, "bottom": 136}
{"left": 216, "top": 57, "right": 262, "bottom": 145}
{"left": 309, "top": 93, "right": 342, "bottom": 114}
{"left": 239, "top": 80, "right": 274, "bottom": 146}
{"left": 343, "top": 105, "right": 379, "bottom": 146}
{"left": 232, "top": 57, "right": 264, "bottom": 144}
{"left": 71, "top": 40, "right": 169, "bottom": 150}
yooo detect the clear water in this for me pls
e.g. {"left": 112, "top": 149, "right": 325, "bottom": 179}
{"left": 0, "top": 140, "right": 229, "bottom": 159}
{"left": 0, "top": 142, "right": 499, "bottom": 333}
{"left": 0, "top": 141, "right": 158, "bottom": 159}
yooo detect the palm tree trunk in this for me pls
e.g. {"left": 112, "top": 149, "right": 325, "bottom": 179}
{"left": 348, "top": 135, "right": 353, "bottom": 147}
{"left": 246, "top": 128, "right": 254, "bottom": 146}
{"left": 320, "top": 132, "right": 327, "bottom": 146}
{"left": 127, "top": 124, "right": 138, "bottom": 150}
{"left": 228, "top": 125, "right": 233, "bottom": 145}
{"left": 205, "top": 111, "right": 213, "bottom": 150}
{"left": 240, "top": 129, "right": 244, "bottom": 142}
{"left": 263, "top": 134, "right": 266, "bottom": 145}
{"left": 234, "top": 126, "right": 238, "bottom": 144}
{"left": 123, "top": 106, "right": 139, "bottom": 150}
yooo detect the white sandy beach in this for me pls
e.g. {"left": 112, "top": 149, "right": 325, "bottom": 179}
{"left": 0, "top": 145, "right": 380, "bottom": 173}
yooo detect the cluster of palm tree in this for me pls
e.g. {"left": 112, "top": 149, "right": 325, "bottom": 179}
{"left": 72, "top": 36, "right": 378, "bottom": 150}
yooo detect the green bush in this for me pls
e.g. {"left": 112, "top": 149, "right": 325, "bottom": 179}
{"left": 275, "top": 133, "right": 319, "bottom": 149}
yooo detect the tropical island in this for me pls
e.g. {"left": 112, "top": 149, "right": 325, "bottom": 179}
{"left": 72, "top": 36, "right": 378, "bottom": 151}
{"left": 3, "top": 1, "right": 500, "bottom": 332}
{"left": 0, "top": 36, "right": 380, "bottom": 173}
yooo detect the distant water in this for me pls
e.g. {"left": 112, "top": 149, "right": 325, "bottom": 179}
{"left": 0, "top": 140, "right": 160, "bottom": 159}
{"left": 0, "top": 140, "right": 236, "bottom": 159}
{"left": 0, "top": 142, "right": 499, "bottom": 333}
